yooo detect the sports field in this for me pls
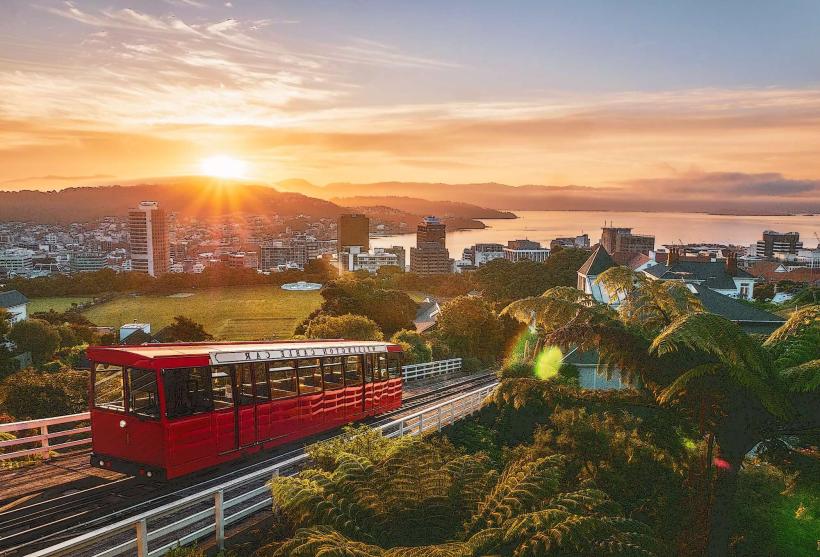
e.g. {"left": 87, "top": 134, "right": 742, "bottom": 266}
{"left": 28, "top": 296, "right": 94, "bottom": 313}
{"left": 83, "top": 286, "right": 322, "bottom": 340}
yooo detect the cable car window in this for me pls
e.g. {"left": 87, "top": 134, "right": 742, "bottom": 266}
{"left": 235, "top": 363, "right": 255, "bottom": 405}
{"left": 211, "top": 366, "right": 234, "bottom": 409}
{"left": 164, "top": 367, "right": 213, "bottom": 419}
{"left": 377, "top": 353, "right": 389, "bottom": 382}
{"left": 268, "top": 360, "right": 297, "bottom": 400}
{"left": 388, "top": 354, "right": 403, "bottom": 379}
{"left": 127, "top": 368, "right": 159, "bottom": 419}
{"left": 94, "top": 363, "right": 125, "bottom": 412}
{"left": 322, "top": 357, "right": 344, "bottom": 390}
{"left": 253, "top": 362, "right": 271, "bottom": 401}
{"left": 364, "top": 355, "right": 377, "bottom": 382}
{"left": 298, "top": 358, "right": 322, "bottom": 394}
{"left": 344, "top": 356, "right": 362, "bottom": 387}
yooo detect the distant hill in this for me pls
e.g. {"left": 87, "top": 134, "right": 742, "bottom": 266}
{"left": 330, "top": 196, "right": 515, "bottom": 220}
{"left": 276, "top": 179, "right": 819, "bottom": 215}
{"left": 0, "top": 178, "right": 343, "bottom": 223}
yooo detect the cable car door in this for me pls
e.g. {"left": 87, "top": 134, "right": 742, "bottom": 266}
{"left": 234, "top": 363, "right": 257, "bottom": 448}
{"left": 364, "top": 354, "right": 376, "bottom": 414}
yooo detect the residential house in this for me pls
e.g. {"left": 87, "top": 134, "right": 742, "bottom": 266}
{"left": 642, "top": 248, "right": 756, "bottom": 300}
{"left": 0, "top": 290, "right": 29, "bottom": 323}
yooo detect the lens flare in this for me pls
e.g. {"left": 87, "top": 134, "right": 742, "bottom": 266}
{"left": 534, "top": 345, "right": 563, "bottom": 380}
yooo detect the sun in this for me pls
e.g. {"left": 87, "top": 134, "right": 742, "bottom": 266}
{"left": 199, "top": 155, "right": 248, "bottom": 179}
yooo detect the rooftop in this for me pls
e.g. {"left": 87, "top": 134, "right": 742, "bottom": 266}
{"left": 644, "top": 259, "right": 753, "bottom": 289}
{"left": 0, "top": 289, "right": 29, "bottom": 309}
{"left": 689, "top": 285, "right": 785, "bottom": 326}
{"left": 577, "top": 245, "right": 615, "bottom": 276}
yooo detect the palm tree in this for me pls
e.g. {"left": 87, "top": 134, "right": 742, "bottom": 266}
{"left": 502, "top": 268, "right": 819, "bottom": 556}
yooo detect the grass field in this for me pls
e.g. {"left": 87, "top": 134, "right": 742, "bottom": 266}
{"left": 28, "top": 296, "right": 94, "bottom": 313}
{"left": 83, "top": 286, "right": 322, "bottom": 340}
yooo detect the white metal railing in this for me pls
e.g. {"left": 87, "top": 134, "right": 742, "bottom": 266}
{"left": 402, "top": 358, "right": 461, "bottom": 381}
{"left": 25, "top": 381, "right": 497, "bottom": 557}
{"left": 0, "top": 413, "right": 91, "bottom": 461}
{"left": 0, "top": 360, "right": 463, "bottom": 463}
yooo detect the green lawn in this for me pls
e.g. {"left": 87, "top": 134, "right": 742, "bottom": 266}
{"left": 83, "top": 286, "right": 322, "bottom": 340}
{"left": 28, "top": 296, "right": 94, "bottom": 314}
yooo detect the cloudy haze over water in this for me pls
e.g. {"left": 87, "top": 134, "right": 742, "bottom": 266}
{"left": 2, "top": 0, "right": 820, "bottom": 211}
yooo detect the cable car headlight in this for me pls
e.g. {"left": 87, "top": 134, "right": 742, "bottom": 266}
{"left": 119, "top": 420, "right": 127, "bottom": 428}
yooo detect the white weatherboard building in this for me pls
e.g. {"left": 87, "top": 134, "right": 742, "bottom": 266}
{"left": 0, "top": 290, "right": 29, "bottom": 324}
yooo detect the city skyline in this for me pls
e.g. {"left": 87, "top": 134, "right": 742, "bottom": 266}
{"left": 0, "top": 0, "right": 819, "bottom": 213}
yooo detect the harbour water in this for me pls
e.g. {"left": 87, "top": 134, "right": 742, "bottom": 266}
{"left": 372, "top": 210, "right": 819, "bottom": 266}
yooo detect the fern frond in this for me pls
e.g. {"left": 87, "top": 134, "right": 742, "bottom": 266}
{"left": 465, "top": 455, "right": 564, "bottom": 534}
{"left": 651, "top": 312, "right": 792, "bottom": 418}
{"left": 266, "top": 526, "right": 383, "bottom": 557}
{"left": 780, "top": 359, "right": 820, "bottom": 393}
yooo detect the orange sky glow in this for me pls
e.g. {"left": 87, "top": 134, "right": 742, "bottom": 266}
{"left": 1, "top": 1, "right": 820, "bottom": 205}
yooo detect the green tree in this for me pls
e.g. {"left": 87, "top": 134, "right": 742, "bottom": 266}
{"left": 56, "top": 324, "right": 81, "bottom": 348}
{"left": 306, "top": 314, "right": 384, "bottom": 341}
{"left": 473, "top": 248, "right": 589, "bottom": 305}
{"left": 502, "top": 269, "right": 820, "bottom": 556}
{"left": 435, "top": 296, "right": 504, "bottom": 365}
{"left": 0, "top": 368, "right": 88, "bottom": 419}
{"left": 317, "top": 277, "right": 417, "bottom": 336}
{"left": 8, "top": 318, "right": 61, "bottom": 367}
{"left": 157, "top": 316, "right": 214, "bottom": 342}
{"left": 390, "top": 329, "right": 432, "bottom": 364}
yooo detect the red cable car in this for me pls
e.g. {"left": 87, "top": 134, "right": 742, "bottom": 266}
{"left": 86, "top": 340, "right": 403, "bottom": 480}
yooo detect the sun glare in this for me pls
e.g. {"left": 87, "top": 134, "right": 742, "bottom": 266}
{"left": 199, "top": 155, "right": 248, "bottom": 179}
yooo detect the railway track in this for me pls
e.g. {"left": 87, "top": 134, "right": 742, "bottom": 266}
{"left": 0, "top": 372, "right": 497, "bottom": 556}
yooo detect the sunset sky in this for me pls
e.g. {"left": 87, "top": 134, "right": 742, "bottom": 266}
{"left": 2, "top": 0, "right": 820, "bottom": 203}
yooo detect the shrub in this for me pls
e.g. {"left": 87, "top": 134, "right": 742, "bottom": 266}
{"left": 498, "top": 359, "right": 533, "bottom": 379}
{"left": 0, "top": 368, "right": 88, "bottom": 420}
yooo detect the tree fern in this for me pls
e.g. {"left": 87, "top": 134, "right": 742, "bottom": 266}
{"left": 501, "top": 489, "right": 658, "bottom": 557}
{"left": 262, "top": 526, "right": 384, "bottom": 557}
{"left": 651, "top": 312, "right": 792, "bottom": 419}
{"left": 764, "top": 305, "right": 819, "bottom": 370}
{"left": 465, "top": 455, "right": 564, "bottom": 534}
{"left": 780, "top": 359, "right": 820, "bottom": 393}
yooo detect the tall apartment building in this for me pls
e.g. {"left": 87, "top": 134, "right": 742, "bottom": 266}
{"left": 129, "top": 201, "right": 169, "bottom": 277}
{"left": 338, "top": 214, "right": 370, "bottom": 253}
{"left": 600, "top": 226, "right": 655, "bottom": 255}
{"left": 410, "top": 216, "right": 452, "bottom": 275}
{"left": 755, "top": 231, "right": 803, "bottom": 257}
{"left": 416, "top": 215, "right": 446, "bottom": 248}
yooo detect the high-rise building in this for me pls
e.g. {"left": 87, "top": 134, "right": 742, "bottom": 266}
{"left": 416, "top": 216, "right": 446, "bottom": 248}
{"left": 338, "top": 214, "right": 370, "bottom": 253}
{"left": 755, "top": 231, "right": 803, "bottom": 257}
{"left": 129, "top": 201, "right": 169, "bottom": 277}
{"left": 410, "top": 217, "right": 452, "bottom": 275}
{"left": 600, "top": 226, "right": 655, "bottom": 255}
